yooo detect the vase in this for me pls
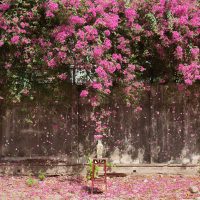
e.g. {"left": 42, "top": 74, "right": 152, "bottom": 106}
{"left": 97, "top": 139, "right": 103, "bottom": 158}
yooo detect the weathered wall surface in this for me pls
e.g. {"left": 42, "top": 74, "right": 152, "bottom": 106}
{"left": 150, "top": 85, "right": 200, "bottom": 164}
{"left": 0, "top": 85, "right": 200, "bottom": 165}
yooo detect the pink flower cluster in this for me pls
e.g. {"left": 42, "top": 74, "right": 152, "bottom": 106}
{"left": 172, "top": 31, "right": 181, "bottom": 42}
{"left": 94, "top": 134, "right": 103, "bottom": 140}
{"left": 84, "top": 26, "right": 98, "bottom": 41}
{"left": 45, "top": 0, "right": 59, "bottom": 17}
{"left": 80, "top": 90, "right": 88, "bottom": 97}
{"left": 125, "top": 8, "right": 137, "bottom": 23}
{"left": 175, "top": 46, "right": 183, "bottom": 60}
{"left": 92, "top": 82, "right": 103, "bottom": 91}
{"left": 103, "top": 13, "right": 119, "bottom": 30}
{"left": 0, "top": 0, "right": 199, "bottom": 133}
{"left": 55, "top": 31, "right": 67, "bottom": 44}
{"left": 57, "top": 73, "right": 67, "bottom": 80}
{"left": 178, "top": 62, "right": 200, "bottom": 85}
{"left": 0, "top": 3, "right": 10, "bottom": 11}
{"left": 47, "top": 58, "right": 56, "bottom": 68}
{"left": 48, "top": 0, "right": 59, "bottom": 12}
{"left": 191, "top": 48, "right": 199, "bottom": 60}
{"left": 70, "top": 16, "right": 86, "bottom": 25}
{"left": 11, "top": 36, "right": 20, "bottom": 44}
{"left": 0, "top": 41, "right": 4, "bottom": 47}
{"left": 93, "top": 47, "right": 104, "bottom": 58}
{"left": 95, "top": 66, "right": 107, "bottom": 78}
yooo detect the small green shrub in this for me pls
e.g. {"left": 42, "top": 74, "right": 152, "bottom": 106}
{"left": 26, "top": 177, "right": 38, "bottom": 187}
{"left": 86, "top": 158, "right": 99, "bottom": 180}
{"left": 86, "top": 158, "right": 115, "bottom": 180}
{"left": 38, "top": 170, "right": 46, "bottom": 181}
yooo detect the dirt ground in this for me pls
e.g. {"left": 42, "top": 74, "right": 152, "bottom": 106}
{"left": 0, "top": 174, "right": 200, "bottom": 200}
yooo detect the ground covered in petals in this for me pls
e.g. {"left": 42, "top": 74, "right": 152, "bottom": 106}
{"left": 0, "top": 175, "right": 200, "bottom": 199}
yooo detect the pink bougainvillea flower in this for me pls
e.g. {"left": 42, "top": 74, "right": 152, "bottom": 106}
{"left": 128, "top": 64, "right": 136, "bottom": 71}
{"left": 94, "top": 134, "right": 103, "bottom": 140}
{"left": 4, "top": 63, "right": 11, "bottom": 69}
{"left": 103, "top": 13, "right": 119, "bottom": 30}
{"left": 0, "top": 41, "right": 4, "bottom": 47}
{"left": 134, "top": 24, "right": 142, "bottom": 32}
{"left": 92, "top": 82, "right": 103, "bottom": 90}
{"left": 0, "top": 3, "right": 10, "bottom": 11}
{"left": 191, "top": 48, "right": 199, "bottom": 59}
{"left": 80, "top": 90, "right": 88, "bottom": 97}
{"left": 103, "top": 38, "right": 112, "bottom": 50}
{"left": 77, "top": 30, "right": 85, "bottom": 40}
{"left": 58, "top": 51, "right": 66, "bottom": 59}
{"left": 55, "top": 31, "right": 67, "bottom": 43}
{"left": 95, "top": 66, "right": 107, "bottom": 78}
{"left": 84, "top": 26, "right": 98, "bottom": 41}
{"left": 47, "top": 58, "right": 56, "bottom": 68}
{"left": 112, "top": 53, "right": 122, "bottom": 62}
{"left": 75, "top": 41, "right": 87, "bottom": 49}
{"left": 57, "top": 73, "right": 67, "bottom": 80}
{"left": 47, "top": 0, "right": 59, "bottom": 12}
{"left": 90, "top": 96, "right": 100, "bottom": 107}
{"left": 172, "top": 31, "right": 181, "bottom": 42}
{"left": 178, "top": 62, "right": 200, "bottom": 84}
{"left": 175, "top": 46, "right": 183, "bottom": 60}
{"left": 46, "top": 10, "right": 54, "bottom": 17}
{"left": 93, "top": 46, "right": 103, "bottom": 58}
{"left": 107, "top": 64, "right": 116, "bottom": 73}
{"left": 125, "top": 8, "right": 137, "bottom": 23}
{"left": 134, "top": 106, "right": 142, "bottom": 112}
{"left": 70, "top": 16, "right": 86, "bottom": 25}
{"left": 11, "top": 35, "right": 20, "bottom": 44}
{"left": 104, "top": 30, "right": 110, "bottom": 36}
{"left": 104, "top": 89, "right": 111, "bottom": 94}
{"left": 21, "top": 38, "right": 30, "bottom": 44}
{"left": 185, "top": 79, "right": 193, "bottom": 85}
{"left": 140, "top": 66, "right": 145, "bottom": 72}
{"left": 13, "top": 17, "right": 19, "bottom": 23}
{"left": 20, "top": 22, "right": 26, "bottom": 28}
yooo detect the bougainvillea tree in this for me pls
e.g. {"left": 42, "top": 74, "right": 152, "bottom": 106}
{"left": 0, "top": 0, "right": 199, "bottom": 136}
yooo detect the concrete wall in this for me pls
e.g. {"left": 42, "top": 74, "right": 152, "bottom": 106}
{"left": 0, "top": 85, "right": 200, "bottom": 165}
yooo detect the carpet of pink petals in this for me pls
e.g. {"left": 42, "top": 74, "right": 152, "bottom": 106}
{"left": 0, "top": 175, "right": 200, "bottom": 199}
